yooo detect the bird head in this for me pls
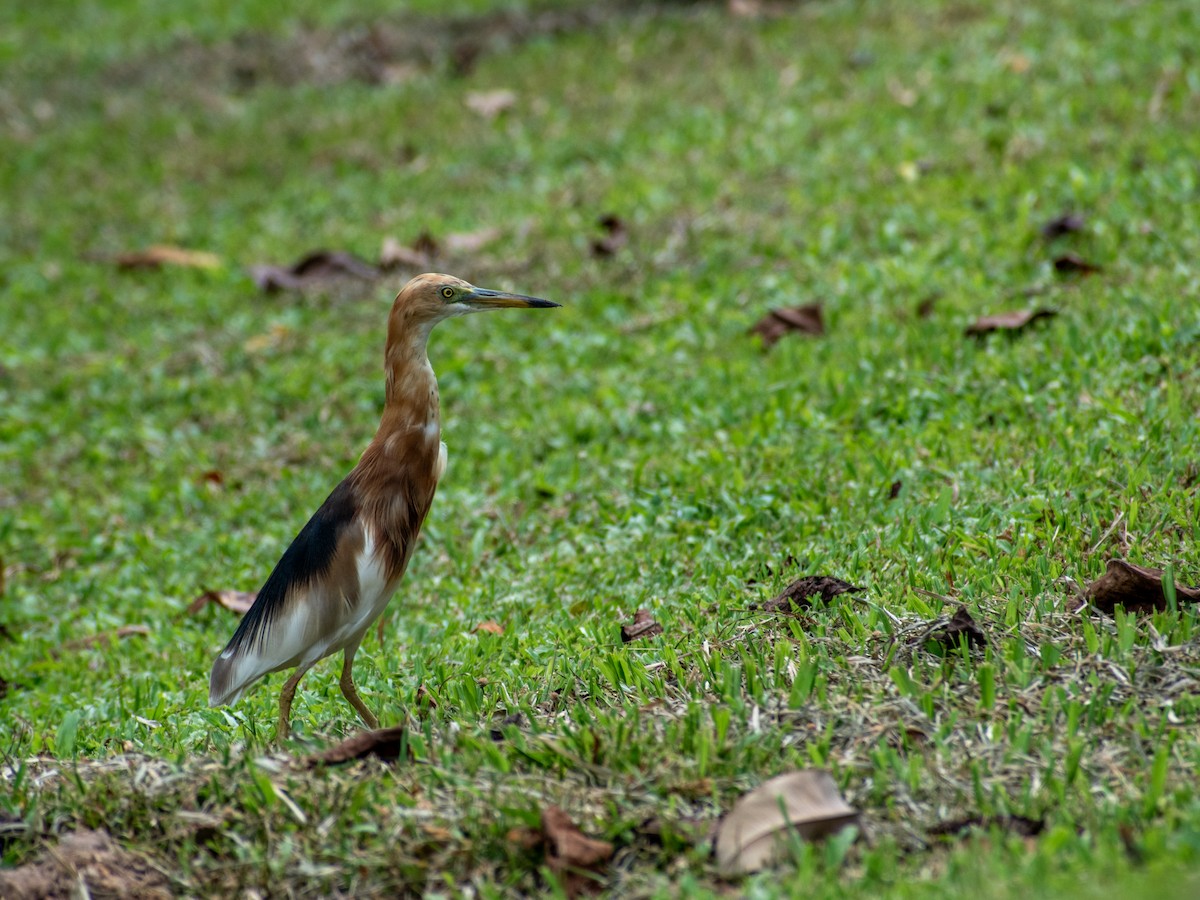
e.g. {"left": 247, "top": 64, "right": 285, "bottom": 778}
{"left": 392, "top": 273, "right": 560, "bottom": 327}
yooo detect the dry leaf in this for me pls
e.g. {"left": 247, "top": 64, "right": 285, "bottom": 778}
{"left": 444, "top": 227, "right": 501, "bottom": 253}
{"left": 58, "top": 625, "right": 150, "bottom": 656}
{"left": 249, "top": 250, "right": 379, "bottom": 292}
{"left": 887, "top": 480, "right": 903, "bottom": 500}
{"left": 114, "top": 245, "right": 221, "bottom": 271}
{"left": 620, "top": 608, "right": 664, "bottom": 643}
{"left": 929, "top": 813, "right": 1044, "bottom": 838}
{"left": 590, "top": 214, "right": 627, "bottom": 258}
{"left": 475, "top": 620, "right": 504, "bottom": 635}
{"left": 926, "top": 605, "right": 988, "bottom": 651}
{"left": 542, "top": 806, "right": 613, "bottom": 897}
{"left": 465, "top": 88, "right": 517, "bottom": 120}
{"left": 916, "top": 295, "right": 938, "bottom": 318}
{"left": 1083, "top": 559, "right": 1200, "bottom": 616}
{"left": 379, "top": 236, "right": 433, "bottom": 271}
{"left": 1040, "top": 213, "right": 1086, "bottom": 240}
{"left": 490, "top": 712, "right": 525, "bottom": 741}
{"left": 749, "top": 304, "right": 824, "bottom": 347}
{"left": 1053, "top": 252, "right": 1101, "bottom": 275}
{"left": 308, "top": 726, "right": 411, "bottom": 766}
{"left": 964, "top": 308, "right": 1056, "bottom": 337}
{"left": 185, "top": 589, "right": 256, "bottom": 616}
{"left": 0, "top": 829, "right": 171, "bottom": 900}
{"left": 714, "top": 770, "right": 859, "bottom": 875}
{"left": 760, "top": 575, "right": 864, "bottom": 614}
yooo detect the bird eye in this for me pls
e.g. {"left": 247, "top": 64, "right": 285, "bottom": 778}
{"left": 441, "top": 287, "right": 455, "bottom": 299}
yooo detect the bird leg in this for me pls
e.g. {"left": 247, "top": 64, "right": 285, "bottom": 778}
{"left": 339, "top": 641, "right": 379, "bottom": 729}
{"left": 277, "top": 663, "right": 314, "bottom": 740}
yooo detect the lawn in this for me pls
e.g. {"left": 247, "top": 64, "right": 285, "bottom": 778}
{"left": 2, "top": 0, "right": 1200, "bottom": 895}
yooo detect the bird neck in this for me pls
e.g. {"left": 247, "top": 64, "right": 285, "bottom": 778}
{"left": 382, "top": 316, "right": 440, "bottom": 430}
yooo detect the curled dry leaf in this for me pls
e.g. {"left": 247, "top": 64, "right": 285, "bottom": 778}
{"left": 308, "top": 725, "right": 411, "bottom": 766}
{"left": 1040, "top": 212, "right": 1086, "bottom": 240}
{"left": 749, "top": 304, "right": 824, "bottom": 348}
{"left": 964, "top": 308, "right": 1056, "bottom": 337}
{"left": 250, "top": 250, "right": 380, "bottom": 292}
{"left": 1083, "top": 559, "right": 1200, "bottom": 616}
{"left": 928, "top": 813, "right": 1044, "bottom": 839}
{"left": 925, "top": 605, "right": 988, "bottom": 651}
{"left": 465, "top": 88, "right": 517, "bottom": 120}
{"left": 620, "top": 608, "right": 664, "bottom": 643}
{"left": 1053, "top": 252, "right": 1101, "bottom": 275}
{"left": 114, "top": 245, "right": 221, "bottom": 271}
{"left": 379, "top": 236, "right": 433, "bottom": 271}
{"left": 888, "top": 479, "right": 903, "bottom": 500}
{"left": 0, "top": 828, "right": 171, "bottom": 900}
{"left": 185, "top": 589, "right": 256, "bottom": 616}
{"left": 759, "top": 575, "right": 864, "bottom": 614}
{"left": 714, "top": 770, "right": 859, "bottom": 875}
{"left": 590, "top": 214, "right": 627, "bottom": 258}
{"left": 541, "top": 806, "right": 614, "bottom": 897}
{"left": 474, "top": 620, "right": 504, "bottom": 635}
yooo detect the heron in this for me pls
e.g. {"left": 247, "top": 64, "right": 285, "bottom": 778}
{"left": 208, "top": 273, "right": 559, "bottom": 738}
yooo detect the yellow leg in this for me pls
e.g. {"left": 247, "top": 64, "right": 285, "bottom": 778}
{"left": 277, "top": 663, "right": 313, "bottom": 740}
{"left": 340, "top": 641, "right": 379, "bottom": 729}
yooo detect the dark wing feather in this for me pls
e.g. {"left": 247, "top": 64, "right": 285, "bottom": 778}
{"left": 222, "top": 477, "right": 359, "bottom": 658}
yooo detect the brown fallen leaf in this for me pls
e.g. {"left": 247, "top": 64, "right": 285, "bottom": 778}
{"left": 490, "top": 712, "right": 525, "bottom": 741}
{"left": 475, "top": 620, "right": 504, "bottom": 635}
{"left": 308, "top": 726, "right": 411, "bottom": 766}
{"left": 0, "top": 828, "right": 171, "bottom": 900}
{"left": 465, "top": 88, "right": 517, "bottom": 120}
{"left": 714, "top": 770, "right": 859, "bottom": 875}
{"left": 759, "top": 575, "right": 864, "bottom": 614}
{"left": 749, "top": 304, "right": 824, "bottom": 348}
{"left": 444, "top": 227, "right": 501, "bottom": 254}
{"left": 964, "top": 308, "right": 1056, "bottom": 337}
{"left": 542, "top": 806, "right": 613, "bottom": 897}
{"left": 58, "top": 625, "right": 150, "bottom": 656}
{"left": 114, "top": 244, "right": 221, "bottom": 271}
{"left": 379, "top": 236, "right": 433, "bottom": 271}
{"left": 928, "top": 813, "right": 1044, "bottom": 838}
{"left": 1040, "top": 213, "right": 1086, "bottom": 240}
{"left": 925, "top": 605, "right": 988, "bottom": 651}
{"left": 888, "top": 479, "right": 903, "bottom": 500}
{"left": 620, "top": 608, "right": 664, "bottom": 643}
{"left": 1053, "top": 252, "right": 1101, "bottom": 275}
{"left": 1083, "top": 559, "right": 1200, "bottom": 616}
{"left": 249, "top": 250, "right": 380, "bottom": 292}
{"left": 185, "top": 589, "right": 256, "bottom": 616}
{"left": 590, "top": 214, "right": 627, "bottom": 258}
{"left": 916, "top": 295, "right": 938, "bottom": 318}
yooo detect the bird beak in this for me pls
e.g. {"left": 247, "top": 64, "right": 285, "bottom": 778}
{"left": 462, "top": 287, "right": 561, "bottom": 310}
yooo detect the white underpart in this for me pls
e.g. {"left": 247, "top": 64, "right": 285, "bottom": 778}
{"left": 209, "top": 528, "right": 397, "bottom": 707}
{"left": 436, "top": 441, "right": 448, "bottom": 482}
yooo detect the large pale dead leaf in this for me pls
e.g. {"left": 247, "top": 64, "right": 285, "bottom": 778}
{"left": 964, "top": 308, "right": 1056, "bottom": 337}
{"left": 620, "top": 608, "right": 663, "bottom": 642}
{"left": 541, "top": 806, "right": 613, "bottom": 897}
{"left": 759, "top": 575, "right": 863, "bottom": 614}
{"left": 715, "top": 770, "right": 859, "bottom": 875}
{"left": 1084, "top": 559, "right": 1200, "bottom": 615}
{"left": 185, "top": 589, "right": 256, "bottom": 616}
{"left": 308, "top": 726, "right": 411, "bottom": 766}
{"left": 114, "top": 245, "right": 221, "bottom": 270}
{"left": 749, "top": 304, "right": 824, "bottom": 347}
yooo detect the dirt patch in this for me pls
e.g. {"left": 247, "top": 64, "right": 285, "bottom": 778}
{"left": 0, "top": 828, "right": 171, "bottom": 899}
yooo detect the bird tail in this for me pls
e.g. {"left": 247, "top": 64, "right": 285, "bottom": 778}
{"left": 209, "top": 646, "right": 256, "bottom": 707}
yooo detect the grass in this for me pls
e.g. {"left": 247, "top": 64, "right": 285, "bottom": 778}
{"left": 3, "top": 0, "right": 1200, "bottom": 895}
